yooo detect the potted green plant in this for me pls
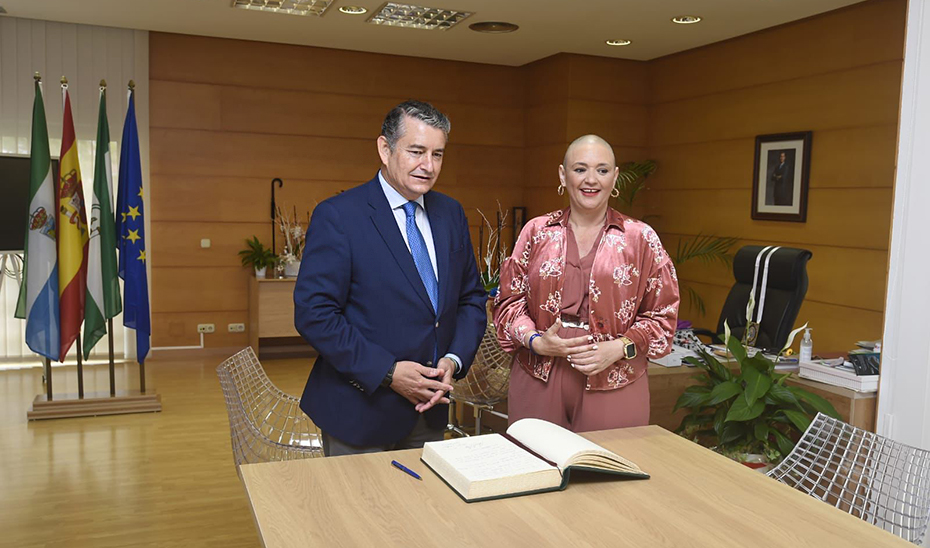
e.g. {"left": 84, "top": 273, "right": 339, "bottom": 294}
{"left": 238, "top": 236, "right": 277, "bottom": 279}
{"left": 673, "top": 321, "right": 842, "bottom": 470}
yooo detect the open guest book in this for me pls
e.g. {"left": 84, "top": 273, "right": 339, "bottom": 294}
{"left": 420, "top": 418, "right": 649, "bottom": 502}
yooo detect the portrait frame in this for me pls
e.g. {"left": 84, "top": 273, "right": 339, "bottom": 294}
{"left": 751, "top": 131, "right": 812, "bottom": 223}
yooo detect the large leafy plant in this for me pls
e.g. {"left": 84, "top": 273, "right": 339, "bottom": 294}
{"left": 674, "top": 322, "right": 842, "bottom": 464}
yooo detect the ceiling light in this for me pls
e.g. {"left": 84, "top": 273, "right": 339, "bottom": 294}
{"left": 338, "top": 5, "right": 368, "bottom": 14}
{"left": 671, "top": 15, "right": 702, "bottom": 24}
{"left": 468, "top": 21, "right": 519, "bottom": 34}
{"left": 367, "top": 2, "right": 472, "bottom": 30}
{"left": 231, "top": 0, "right": 333, "bottom": 17}
{"left": 605, "top": 39, "right": 631, "bottom": 47}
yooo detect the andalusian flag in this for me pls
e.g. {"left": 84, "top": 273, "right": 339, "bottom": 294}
{"left": 116, "top": 88, "right": 150, "bottom": 364}
{"left": 57, "top": 84, "right": 89, "bottom": 361}
{"left": 14, "top": 79, "right": 60, "bottom": 362}
{"left": 83, "top": 86, "right": 122, "bottom": 359}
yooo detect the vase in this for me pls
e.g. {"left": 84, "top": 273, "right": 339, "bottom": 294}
{"left": 255, "top": 266, "right": 267, "bottom": 279}
{"left": 284, "top": 262, "right": 300, "bottom": 278}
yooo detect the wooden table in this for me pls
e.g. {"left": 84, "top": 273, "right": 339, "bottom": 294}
{"left": 239, "top": 426, "right": 909, "bottom": 547}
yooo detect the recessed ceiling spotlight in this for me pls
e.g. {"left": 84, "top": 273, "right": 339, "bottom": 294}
{"left": 605, "top": 39, "right": 631, "bottom": 47}
{"left": 468, "top": 21, "right": 519, "bottom": 34}
{"left": 671, "top": 15, "right": 702, "bottom": 24}
{"left": 367, "top": 2, "right": 472, "bottom": 30}
{"left": 231, "top": 0, "right": 333, "bottom": 16}
{"left": 339, "top": 5, "right": 367, "bottom": 14}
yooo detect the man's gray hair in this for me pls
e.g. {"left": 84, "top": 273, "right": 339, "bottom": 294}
{"left": 381, "top": 100, "right": 451, "bottom": 150}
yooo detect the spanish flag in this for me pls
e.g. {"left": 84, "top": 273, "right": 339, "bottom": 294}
{"left": 57, "top": 83, "right": 89, "bottom": 360}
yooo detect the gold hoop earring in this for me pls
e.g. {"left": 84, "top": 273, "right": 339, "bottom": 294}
{"left": 611, "top": 186, "right": 620, "bottom": 198}
{"left": 558, "top": 184, "right": 565, "bottom": 196}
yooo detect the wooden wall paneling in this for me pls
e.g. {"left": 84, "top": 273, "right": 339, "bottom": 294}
{"left": 648, "top": 0, "right": 907, "bottom": 104}
{"left": 649, "top": 188, "right": 893, "bottom": 250}
{"left": 150, "top": 221, "right": 270, "bottom": 268}
{"left": 522, "top": 54, "right": 571, "bottom": 106}
{"left": 566, "top": 55, "right": 650, "bottom": 104}
{"left": 151, "top": 311, "right": 249, "bottom": 347}
{"left": 566, "top": 99, "right": 649, "bottom": 148}
{"left": 649, "top": 62, "right": 903, "bottom": 146}
{"left": 149, "top": 33, "right": 524, "bottom": 107}
{"left": 439, "top": 144, "right": 524, "bottom": 188}
{"left": 647, "top": 124, "right": 898, "bottom": 191}
{"left": 151, "top": 266, "right": 248, "bottom": 314}
{"left": 149, "top": 176, "right": 349, "bottom": 223}
{"left": 149, "top": 80, "right": 222, "bottom": 131}
{"left": 149, "top": 128, "right": 379, "bottom": 180}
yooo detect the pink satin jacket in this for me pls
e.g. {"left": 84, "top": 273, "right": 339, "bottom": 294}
{"left": 494, "top": 208, "right": 680, "bottom": 391}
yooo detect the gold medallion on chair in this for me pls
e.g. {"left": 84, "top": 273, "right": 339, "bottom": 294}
{"left": 745, "top": 322, "right": 760, "bottom": 347}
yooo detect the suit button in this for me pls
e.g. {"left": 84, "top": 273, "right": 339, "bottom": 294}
{"left": 435, "top": 321, "right": 440, "bottom": 328}
{"left": 426, "top": 360, "right": 433, "bottom": 366}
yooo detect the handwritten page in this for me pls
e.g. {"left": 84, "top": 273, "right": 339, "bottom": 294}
{"left": 426, "top": 433, "right": 554, "bottom": 482}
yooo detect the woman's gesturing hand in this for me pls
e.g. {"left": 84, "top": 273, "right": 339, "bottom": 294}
{"left": 530, "top": 319, "right": 596, "bottom": 358}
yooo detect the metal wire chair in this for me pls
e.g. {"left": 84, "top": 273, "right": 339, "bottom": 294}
{"left": 768, "top": 413, "right": 930, "bottom": 544}
{"left": 448, "top": 320, "right": 511, "bottom": 437}
{"left": 216, "top": 347, "right": 323, "bottom": 471}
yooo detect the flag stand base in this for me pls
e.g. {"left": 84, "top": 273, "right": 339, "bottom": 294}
{"left": 27, "top": 390, "right": 162, "bottom": 420}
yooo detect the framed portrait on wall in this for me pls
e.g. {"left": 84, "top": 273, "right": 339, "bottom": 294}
{"left": 751, "top": 131, "right": 812, "bottom": 222}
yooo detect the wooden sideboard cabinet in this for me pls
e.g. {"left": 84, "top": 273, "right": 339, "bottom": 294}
{"left": 248, "top": 277, "right": 314, "bottom": 358}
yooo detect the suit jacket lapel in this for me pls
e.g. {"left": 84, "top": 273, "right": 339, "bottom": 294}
{"left": 367, "top": 179, "right": 434, "bottom": 313}
{"left": 425, "top": 192, "right": 449, "bottom": 315}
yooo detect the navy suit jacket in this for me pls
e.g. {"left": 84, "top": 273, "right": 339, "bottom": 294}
{"left": 295, "top": 176, "right": 487, "bottom": 446}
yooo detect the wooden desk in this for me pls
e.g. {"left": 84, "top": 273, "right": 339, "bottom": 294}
{"left": 648, "top": 363, "right": 877, "bottom": 432}
{"left": 239, "top": 426, "right": 908, "bottom": 547}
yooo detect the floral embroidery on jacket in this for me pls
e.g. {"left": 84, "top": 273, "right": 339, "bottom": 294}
{"left": 540, "top": 291, "right": 562, "bottom": 315}
{"left": 589, "top": 278, "right": 601, "bottom": 303}
{"left": 615, "top": 296, "right": 638, "bottom": 322}
{"left": 539, "top": 257, "right": 564, "bottom": 279}
{"left": 645, "top": 275, "right": 664, "bottom": 296}
{"left": 642, "top": 226, "right": 666, "bottom": 264}
{"left": 613, "top": 264, "right": 640, "bottom": 287}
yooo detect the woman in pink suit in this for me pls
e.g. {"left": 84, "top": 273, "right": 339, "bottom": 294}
{"left": 494, "top": 135, "right": 680, "bottom": 432}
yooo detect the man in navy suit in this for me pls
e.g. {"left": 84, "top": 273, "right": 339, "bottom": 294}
{"left": 295, "top": 100, "right": 487, "bottom": 456}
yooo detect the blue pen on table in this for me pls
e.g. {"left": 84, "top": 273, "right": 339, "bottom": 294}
{"left": 391, "top": 460, "right": 422, "bottom": 480}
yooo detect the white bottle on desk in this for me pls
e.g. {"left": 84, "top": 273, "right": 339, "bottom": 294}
{"left": 800, "top": 328, "right": 813, "bottom": 363}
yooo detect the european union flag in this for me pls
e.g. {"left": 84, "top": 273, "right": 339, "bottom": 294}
{"left": 116, "top": 88, "right": 150, "bottom": 364}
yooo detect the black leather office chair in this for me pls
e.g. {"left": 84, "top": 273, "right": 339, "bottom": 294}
{"left": 694, "top": 245, "right": 812, "bottom": 352}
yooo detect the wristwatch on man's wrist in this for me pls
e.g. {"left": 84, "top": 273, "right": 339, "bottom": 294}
{"left": 381, "top": 361, "right": 397, "bottom": 388}
{"left": 619, "top": 337, "right": 637, "bottom": 360}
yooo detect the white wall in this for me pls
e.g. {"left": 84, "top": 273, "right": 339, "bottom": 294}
{"left": 0, "top": 17, "right": 149, "bottom": 363}
{"left": 876, "top": 0, "right": 930, "bottom": 448}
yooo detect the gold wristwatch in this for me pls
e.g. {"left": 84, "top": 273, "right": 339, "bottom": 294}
{"left": 619, "top": 336, "right": 637, "bottom": 360}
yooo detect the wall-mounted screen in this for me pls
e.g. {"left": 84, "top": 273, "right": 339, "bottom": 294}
{"left": 0, "top": 155, "right": 60, "bottom": 253}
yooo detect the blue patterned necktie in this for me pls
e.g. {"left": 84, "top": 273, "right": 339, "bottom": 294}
{"left": 402, "top": 201, "right": 438, "bottom": 313}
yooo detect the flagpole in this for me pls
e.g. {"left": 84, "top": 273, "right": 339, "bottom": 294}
{"left": 76, "top": 328, "right": 84, "bottom": 398}
{"left": 108, "top": 319, "right": 115, "bottom": 397}
{"left": 45, "top": 357, "right": 52, "bottom": 401}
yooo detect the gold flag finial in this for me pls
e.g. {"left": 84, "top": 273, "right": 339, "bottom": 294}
{"left": 34, "top": 72, "right": 41, "bottom": 82}
{"left": 100, "top": 79, "right": 107, "bottom": 88}
{"left": 128, "top": 79, "right": 135, "bottom": 91}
